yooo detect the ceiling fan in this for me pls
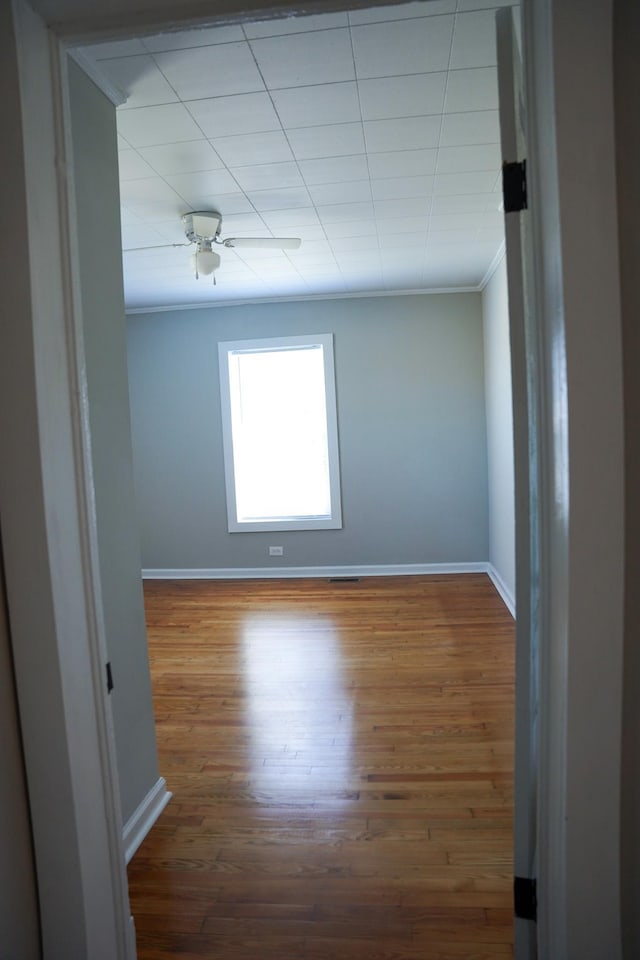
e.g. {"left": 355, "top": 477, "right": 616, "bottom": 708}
{"left": 123, "top": 211, "right": 302, "bottom": 280}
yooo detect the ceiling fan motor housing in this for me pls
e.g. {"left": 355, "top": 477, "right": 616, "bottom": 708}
{"left": 182, "top": 211, "right": 222, "bottom": 243}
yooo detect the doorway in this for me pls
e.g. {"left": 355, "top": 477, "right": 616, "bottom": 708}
{"left": 3, "top": 1, "right": 627, "bottom": 958}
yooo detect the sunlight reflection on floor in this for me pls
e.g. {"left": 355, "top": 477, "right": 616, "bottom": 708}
{"left": 240, "top": 613, "right": 354, "bottom": 798}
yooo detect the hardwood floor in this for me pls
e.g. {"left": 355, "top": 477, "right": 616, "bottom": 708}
{"left": 128, "top": 574, "right": 515, "bottom": 959}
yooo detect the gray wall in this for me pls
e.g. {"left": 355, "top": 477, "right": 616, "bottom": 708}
{"left": 68, "top": 61, "right": 159, "bottom": 824}
{"left": 127, "top": 293, "right": 488, "bottom": 571}
{"left": 0, "top": 551, "right": 39, "bottom": 958}
{"left": 482, "top": 255, "right": 515, "bottom": 603}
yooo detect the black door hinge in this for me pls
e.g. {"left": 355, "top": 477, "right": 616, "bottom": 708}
{"left": 514, "top": 876, "right": 537, "bottom": 922}
{"left": 106, "top": 661, "right": 114, "bottom": 694}
{"left": 503, "top": 160, "right": 528, "bottom": 213}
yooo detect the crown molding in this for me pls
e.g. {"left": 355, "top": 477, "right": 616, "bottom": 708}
{"left": 478, "top": 241, "right": 506, "bottom": 290}
{"left": 125, "top": 285, "right": 482, "bottom": 315}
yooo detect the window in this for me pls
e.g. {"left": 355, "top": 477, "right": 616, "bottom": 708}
{"left": 218, "top": 334, "right": 342, "bottom": 532}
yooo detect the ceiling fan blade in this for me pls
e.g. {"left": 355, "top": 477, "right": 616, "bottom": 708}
{"left": 223, "top": 236, "right": 302, "bottom": 250}
{"left": 123, "top": 242, "right": 191, "bottom": 253}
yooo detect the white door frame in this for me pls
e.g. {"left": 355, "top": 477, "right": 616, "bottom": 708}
{"left": 2, "top": 0, "right": 625, "bottom": 957}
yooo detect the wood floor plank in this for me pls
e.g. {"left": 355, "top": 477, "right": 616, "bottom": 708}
{"left": 128, "top": 574, "right": 515, "bottom": 958}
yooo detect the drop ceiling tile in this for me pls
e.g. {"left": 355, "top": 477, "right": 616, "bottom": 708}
{"left": 142, "top": 24, "right": 245, "bottom": 51}
{"left": 121, "top": 223, "right": 166, "bottom": 248}
{"left": 243, "top": 12, "right": 348, "bottom": 38}
{"left": 330, "top": 235, "right": 380, "bottom": 252}
{"left": 118, "top": 150, "right": 157, "bottom": 180}
{"left": 282, "top": 223, "right": 327, "bottom": 241}
{"left": 282, "top": 253, "right": 337, "bottom": 267}
{"left": 430, "top": 212, "right": 485, "bottom": 231}
{"left": 308, "top": 180, "right": 372, "bottom": 206}
{"left": 186, "top": 92, "right": 281, "bottom": 138}
{"left": 371, "top": 175, "right": 433, "bottom": 201}
{"left": 384, "top": 276, "right": 427, "bottom": 291}
{"left": 381, "top": 230, "right": 428, "bottom": 249}
{"left": 485, "top": 194, "right": 504, "bottom": 211}
{"left": 436, "top": 143, "right": 501, "bottom": 173}
{"left": 212, "top": 212, "right": 268, "bottom": 235}
{"left": 117, "top": 134, "right": 130, "bottom": 150}
{"left": 477, "top": 227, "right": 505, "bottom": 242}
{"left": 230, "top": 162, "right": 304, "bottom": 192}
{"left": 164, "top": 169, "right": 240, "bottom": 203}
{"left": 91, "top": 38, "right": 147, "bottom": 59}
{"left": 376, "top": 216, "right": 429, "bottom": 234}
{"left": 296, "top": 265, "right": 342, "bottom": 277}
{"left": 317, "top": 201, "right": 375, "bottom": 223}
{"left": 286, "top": 239, "right": 332, "bottom": 256}
{"left": 304, "top": 278, "right": 348, "bottom": 293}
{"left": 119, "top": 207, "right": 144, "bottom": 226}
{"left": 235, "top": 247, "right": 289, "bottom": 261}
{"left": 95, "top": 3, "right": 517, "bottom": 305}
{"left": 137, "top": 140, "right": 224, "bottom": 175}
{"left": 272, "top": 82, "right": 361, "bottom": 129}
{"left": 196, "top": 192, "right": 255, "bottom": 215}
{"left": 120, "top": 176, "right": 184, "bottom": 206}
{"left": 449, "top": 10, "right": 497, "bottom": 69}
{"left": 152, "top": 219, "right": 196, "bottom": 242}
{"left": 322, "top": 219, "right": 377, "bottom": 238}
{"left": 348, "top": 1, "right": 456, "bottom": 24}
{"left": 364, "top": 116, "right": 441, "bottom": 153}
{"left": 441, "top": 240, "right": 501, "bottom": 268}
{"left": 210, "top": 131, "right": 293, "bottom": 167}
{"left": 153, "top": 43, "right": 264, "bottom": 100}
{"left": 99, "top": 55, "right": 178, "bottom": 110}
{"left": 482, "top": 210, "right": 505, "bottom": 227}
{"left": 430, "top": 192, "right": 493, "bottom": 213}
{"left": 433, "top": 170, "right": 497, "bottom": 194}
{"left": 358, "top": 73, "right": 447, "bottom": 121}
{"left": 217, "top": 261, "right": 258, "bottom": 277}
{"left": 367, "top": 148, "right": 437, "bottom": 180}
{"left": 117, "top": 103, "right": 204, "bottom": 147}
{"left": 299, "top": 155, "right": 369, "bottom": 186}
{"left": 439, "top": 110, "right": 500, "bottom": 146}
{"left": 122, "top": 199, "right": 186, "bottom": 223}
{"left": 444, "top": 67, "right": 498, "bottom": 112}
{"left": 427, "top": 228, "right": 475, "bottom": 244}
{"left": 339, "top": 249, "right": 382, "bottom": 264}
{"left": 246, "top": 186, "right": 313, "bottom": 211}
{"left": 345, "top": 279, "right": 385, "bottom": 293}
{"left": 287, "top": 123, "right": 365, "bottom": 160}
{"left": 249, "top": 29, "right": 355, "bottom": 89}
{"left": 351, "top": 17, "right": 454, "bottom": 79}
{"left": 261, "top": 208, "right": 320, "bottom": 229}
{"left": 373, "top": 197, "right": 431, "bottom": 219}
{"left": 251, "top": 265, "right": 303, "bottom": 279}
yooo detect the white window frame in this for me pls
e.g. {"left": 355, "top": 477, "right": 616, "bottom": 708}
{"left": 218, "top": 333, "right": 342, "bottom": 533}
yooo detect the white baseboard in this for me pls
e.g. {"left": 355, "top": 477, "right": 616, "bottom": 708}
{"left": 123, "top": 776, "right": 171, "bottom": 864}
{"left": 487, "top": 564, "right": 516, "bottom": 618}
{"left": 142, "top": 562, "right": 489, "bottom": 580}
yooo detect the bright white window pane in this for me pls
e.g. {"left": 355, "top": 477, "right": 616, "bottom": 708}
{"left": 218, "top": 334, "right": 342, "bottom": 532}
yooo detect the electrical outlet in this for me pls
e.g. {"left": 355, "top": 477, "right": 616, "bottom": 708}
{"left": 268, "top": 546, "right": 284, "bottom": 557}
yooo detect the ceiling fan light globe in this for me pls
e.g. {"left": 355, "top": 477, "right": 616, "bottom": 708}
{"left": 192, "top": 249, "right": 220, "bottom": 277}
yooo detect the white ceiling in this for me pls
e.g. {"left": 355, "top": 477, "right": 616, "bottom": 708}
{"left": 81, "top": 0, "right": 518, "bottom": 309}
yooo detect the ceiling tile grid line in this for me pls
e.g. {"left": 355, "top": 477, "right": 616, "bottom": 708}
{"left": 80, "top": 2, "right": 517, "bottom": 308}
{"left": 236, "top": 20, "right": 337, "bottom": 266}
